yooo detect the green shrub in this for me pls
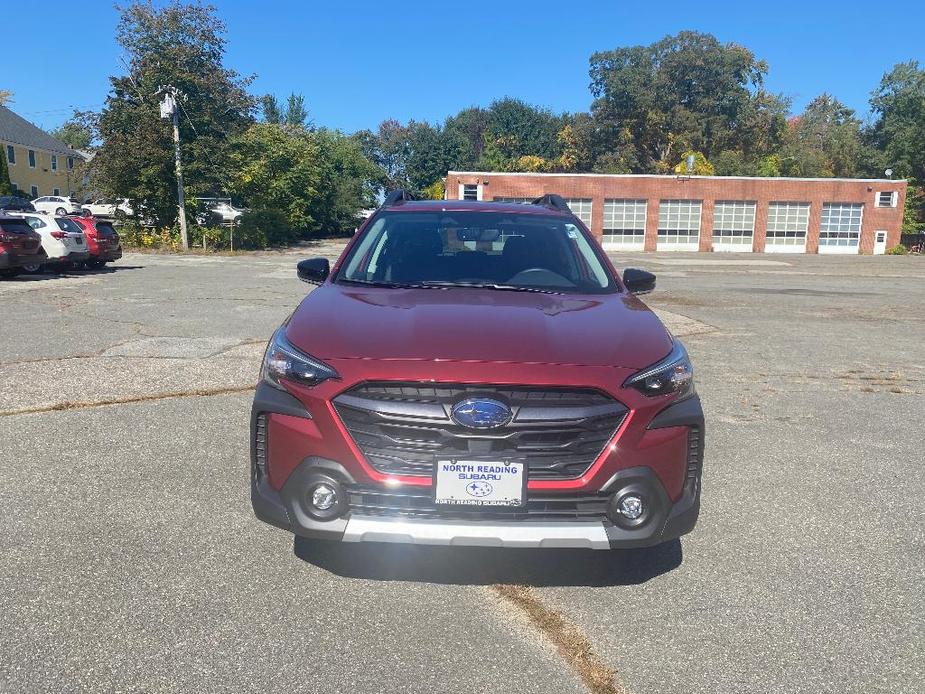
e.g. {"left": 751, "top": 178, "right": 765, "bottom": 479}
{"left": 236, "top": 209, "right": 297, "bottom": 249}
{"left": 886, "top": 244, "right": 909, "bottom": 255}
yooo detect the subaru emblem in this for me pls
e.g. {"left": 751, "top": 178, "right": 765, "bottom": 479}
{"left": 450, "top": 398, "right": 513, "bottom": 429}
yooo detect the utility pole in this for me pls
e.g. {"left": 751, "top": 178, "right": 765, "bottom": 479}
{"left": 157, "top": 86, "right": 189, "bottom": 249}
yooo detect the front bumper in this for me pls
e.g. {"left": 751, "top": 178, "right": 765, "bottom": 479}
{"left": 251, "top": 382, "right": 703, "bottom": 550}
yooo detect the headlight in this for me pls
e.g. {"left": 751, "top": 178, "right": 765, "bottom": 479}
{"left": 624, "top": 339, "right": 695, "bottom": 398}
{"left": 260, "top": 327, "right": 338, "bottom": 390}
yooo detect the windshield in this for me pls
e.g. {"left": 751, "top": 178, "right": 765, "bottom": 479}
{"left": 337, "top": 211, "right": 614, "bottom": 294}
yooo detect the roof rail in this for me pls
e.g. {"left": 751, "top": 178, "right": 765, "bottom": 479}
{"left": 381, "top": 189, "right": 416, "bottom": 208}
{"left": 531, "top": 194, "right": 571, "bottom": 213}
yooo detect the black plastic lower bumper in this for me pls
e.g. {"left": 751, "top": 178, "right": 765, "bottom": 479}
{"left": 251, "top": 386, "right": 704, "bottom": 550}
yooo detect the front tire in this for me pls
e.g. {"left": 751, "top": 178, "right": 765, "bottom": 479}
{"left": 21, "top": 263, "right": 44, "bottom": 274}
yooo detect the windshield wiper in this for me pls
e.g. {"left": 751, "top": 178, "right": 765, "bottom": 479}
{"left": 338, "top": 278, "right": 423, "bottom": 289}
{"left": 415, "top": 281, "right": 564, "bottom": 294}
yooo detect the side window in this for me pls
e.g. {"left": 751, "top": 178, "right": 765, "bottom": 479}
{"left": 26, "top": 216, "right": 45, "bottom": 229}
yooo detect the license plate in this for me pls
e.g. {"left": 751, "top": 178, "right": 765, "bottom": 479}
{"left": 434, "top": 460, "right": 526, "bottom": 507}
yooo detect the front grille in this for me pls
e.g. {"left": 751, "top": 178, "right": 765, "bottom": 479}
{"left": 347, "top": 485, "right": 610, "bottom": 521}
{"left": 333, "top": 382, "right": 627, "bottom": 480}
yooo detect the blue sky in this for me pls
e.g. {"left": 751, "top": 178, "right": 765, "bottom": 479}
{"left": 6, "top": 0, "right": 924, "bottom": 133}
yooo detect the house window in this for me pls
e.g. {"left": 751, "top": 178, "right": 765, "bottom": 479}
{"left": 10, "top": 182, "right": 17, "bottom": 194}
{"left": 876, "top": 191, "right": 897, "bottom": 207}
{"left": 5, "top": 145, "right": 14, "bottom": 165}
{"left": 603, "top": 199, "right": 647, "bottom": 249}
{"left": 30, "top": 185, "right": 38, "bottom": 198}
{"left": 766, "top": 202, "right": 810, "bottom": 250}
{"left": 493, "top": 197, "right": 533, "bottom": 204}
{"left": 51, "top": 155, "right": 57, "bottom": 171}
{"left": 67, "top": 157, "right": 74, "bottom": 170}
{"left": 462, "top": 184, "right": 479, "bottom": 201}
{"left": 53, "top": 188, "right": 60, "bottom": 196}
{"left": 819, "top": 202, "right": 862, "bottom": 252}
{"left": 712, "top": 201, "right": 756, "bottom": 250}
{"left": 658, "top": 200, "right": 702, "bottom": 249}
{"left": 28, "top": 150, "right": 36, "bottom": 168}
{"left": 565, "top": 199, "right": 593, "bottom": 229}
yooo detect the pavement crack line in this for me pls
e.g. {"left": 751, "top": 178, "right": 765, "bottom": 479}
{"left": 492, "top": 584, "right": 628, "bottom": 694}
{"left": 0, "top": 385, "right": 256, "bottom": 418}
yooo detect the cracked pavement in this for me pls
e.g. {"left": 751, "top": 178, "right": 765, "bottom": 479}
{"left": 1, "top": 248, "right": 923, "bottom": 693}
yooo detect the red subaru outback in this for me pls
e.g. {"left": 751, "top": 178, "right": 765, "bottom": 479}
{"left": 251, "top": 194, "right": 703, "bottom": 550}
{"left": 70, "top": 216, "right": 123, "bottom": 268}
{"left": 0, "top": 216, "right": 46, "bottom": 278}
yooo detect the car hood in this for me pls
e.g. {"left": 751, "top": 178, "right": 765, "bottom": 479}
{"left": 285, "top": 284, "right": 672, "bottom": 370}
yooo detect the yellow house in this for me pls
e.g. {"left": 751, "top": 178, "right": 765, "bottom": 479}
{"left": 0, "top": 105, "right": 85, "bottom": 198}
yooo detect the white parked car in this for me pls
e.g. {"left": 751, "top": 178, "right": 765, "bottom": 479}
{"left": 9, "top": 213, "right": 90, "bottom": 272}
{"left": 209, "top": 201, "right": 246, "bottom": 224}
{"left": 31, "top": 195, "right": 83, "bottom": 216}
{"left": 81, "top": 198, "right": 134, "bottom": 219}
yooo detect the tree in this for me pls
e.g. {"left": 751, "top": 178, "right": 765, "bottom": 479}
{"left": 93, "top": 1, "right": 255, "bottom": 226}
{"left": 284, "top": 93, "right": 309, "bottom": 128}
{"left": 673, "top": 151, "right": 715, "bottom": 175}
{"left": 868, "top": 61, "right": 925, "bottom": 230}
{"left": 480, "top": 98, "right": 564, "bottom": 170}
{"left": 0, "top": 90, "right": 12, "bottom": 106}
{"left": 588, "top": 31, "right": 788, "bottom": 173}
{"left": 49, "top": 110, "right": 98, "bottom": 150}
{"left": 0, "top": 147, "right": 12, "bottom": 196}
{"left": 260, "top": 94, "right": 282, "bottom": 124}
{"left": 227, "top": 123, "right": 379, "bottom": 236}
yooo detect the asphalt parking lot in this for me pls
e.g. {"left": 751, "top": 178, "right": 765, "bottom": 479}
{"left": 1, "top": 247, "right": 923, "bottom": 693}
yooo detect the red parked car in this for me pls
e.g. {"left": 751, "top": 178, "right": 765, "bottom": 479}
{"left": 251, "top": 193, "right": 703, "bottom": 551}
{"left": 70, "top": 216, "right": 123, "bottom": 268}
{"left": 0, "top": 216, "right": 47, "bottom": 278}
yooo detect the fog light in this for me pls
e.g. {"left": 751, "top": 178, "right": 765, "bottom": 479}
{"left": 311, "top": 483, "right": 337, "bottom": 511}
{"left": 617, "top": 494, "right": 644, "bottom": 520}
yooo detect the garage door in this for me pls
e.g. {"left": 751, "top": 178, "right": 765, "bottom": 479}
{"left": 765, "top": 202, "right": 809, "bottom": 253}
{"left": 818, "top": 203, "right": 862, "bottom": 254}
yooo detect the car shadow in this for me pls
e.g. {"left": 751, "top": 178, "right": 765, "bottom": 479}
{"left": 293, "top": 537, "right": 682, "bottom": 587}
{"left": 2, "top": 264, "right": 144, "bottom": 282}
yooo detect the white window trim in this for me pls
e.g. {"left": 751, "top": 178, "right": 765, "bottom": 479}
{"left": 874, "top": 191, "right": 898, "bottom": 208}
{"left": 28, "top": 149, "right": 36, "bottom": 168}
{"left": 51, "top": 154, "right": 58, "bottom": 171}
{"left": 458, "top": 183, "right": 483, "bottom": 201}
{"left": 5, "top": 144, "right": 15, "bottom": 166}
{"left": 30, "top": 185, "right": 38, "bottom": 197}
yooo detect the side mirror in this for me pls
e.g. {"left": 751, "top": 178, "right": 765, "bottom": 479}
{"left": 622, "top": 267, "right": 656, "bottom": 294}
{"left": 297, "top": 258, "right": 330, "bottom": 284}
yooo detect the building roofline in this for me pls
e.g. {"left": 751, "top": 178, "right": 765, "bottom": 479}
{"left": 0, "top": 105, "right": 83, "bottom": 157}
{"left": 447, "top": 171, "right": 907, "bottom": 184}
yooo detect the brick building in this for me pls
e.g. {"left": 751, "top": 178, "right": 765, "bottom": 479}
{"left": 446, "top": 171, "right": 907, "bottom": 254}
